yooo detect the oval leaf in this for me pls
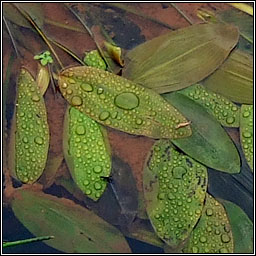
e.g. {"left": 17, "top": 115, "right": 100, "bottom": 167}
{"left": 11, "top": 188, "right": 131, "bottom": 253}
{"left": 163, "top": 92, "right": 241, "bottom": 173}
{"left": 36, "top": 65, "right": 50, "bottom": 95}
{"left": 179, "top": 84, "right": 240, "bottom": 127}
{"left": 9, "top": 68, "right": 49, "bottom": 183}
{"left": 183, "top": 193, "right": 234, "bottom": 253}
{"left": 218, "top": 198, "right": 253, "bottom": 253}
{"left": 123, "top": 23, "right": 239, "bottom": 93}
{"left": 58, "top": 66, "right": 191, "bottom": 139}
{"left": 63, "top": 106, "right": 112, "bottom": 201}
{"left": 240, "top": 104, "right": 253, "bottom": 171}
{"left": 202, "top": 49, "right": 253, "bottom": 104}
{"left": 143, "top": 140, "right": 207, "bottom": 248}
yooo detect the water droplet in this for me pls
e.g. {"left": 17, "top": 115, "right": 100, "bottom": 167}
{"left": 221, "top": 234, "right": 230, "bottom": 243}
{"left": 114, "top": 92, "right": 139, "bottom": 110}
{"left": 22, "top": 137, "right": 28, "bottom": 143}
{"left": 23, "top": 177, "right": 29, "bottom": 183}
{"left": 62, "top": 83, "right": 68, "bottom": 89}
{"left": 83, "top": 180, "right": 90, "bottom": 186}
{"left": 97, "top": 88, "right": 104, "bottom": 94}
{"left": 71, "top": 96, "right": 83, "bottom": 106}
{"left": 85, "top": 189, "right": 92, "bottom": 195}
{"left": 172, "top": 166, "right": 187, "bottom": 179}
{"left": 99, "top": 111, "right": 110, "bottom": 121}
{"left": 243, "top": 131, "right": 251, "bottom": 138}
{"left": 243, "top": 111, "right": 250, "bottom": 118}
{"left": 192, "top": 246, "right": 199, "bottom": 253}
{"left": 94, "top": 182, "right": 102, "bottom": 190}
{"left": 76, "top": 125, "right": 85, "bottom": 135}
{"left": 168, "top": 193, "right": 175, "bottom": 200}
{"left": 81, "top": 83, "right": 93, "bottom": 92}
{"left": 93, "top": 166, "right": 102, "bottom": 173}
{"left": 69, "top": 78, "right": 76, "bottom": 84}
{"left": 66, "top": 89, "right": 73, "bottom": 95}
{"left": 226, "top": 117, "right": 235, "bottom": 124}
{"left": 31, "top": 94, "right": 40, "bottom": 102}
{"left": 34, "top": 136, "right": 43, "bottom": 145}
{"left": 206, "top": 208, "right": 213, "bottom": 216}
{"left": 199, "top": 236, "right": 207, "bottom": 243}
{"left": 158, "top": 193, "right": 165, "bottom": 200}
{"left": 135, "top": 118, "right": 143, "bottom": 125}
{"left": 219, "top": 248, "right": 229, "bottom": 253}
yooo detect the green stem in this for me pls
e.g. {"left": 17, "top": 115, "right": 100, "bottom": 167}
{"left": 3, "top": 236, "right": 54, "bottom": 248}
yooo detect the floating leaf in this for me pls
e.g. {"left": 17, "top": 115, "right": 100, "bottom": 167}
{"left": 123, "top": 23, "right": 239, "bottom": 93}
{"left": 63, "top": 106, "right": 111, "bottom": 201}
{"left": 163, "top": 92, "right": 241, "bottom": 173}
{"left": 58, "top": 66, "right": 191, "bottom": 139}
{"left": 183, "top": 193, "right": 234, "bottom": 253}
{"left": 84, "top": 50, "right": 107, "bottom": 70}
{"left": 11, "top": 188, "right": 131, "bottom": 253}
{"left": 218, "top": 199, "right": 253, "bottom": 253}
{"left": 202, "top": 49, "right": 253, "bottom": 104}
{"left": 8, "top": 68, "right": 49, "bottom": 183}
{"left": 179, "top": 84, "right": 240, "bottom": 127}
{"left": 36, "top": 65, "right": 50, "bottom": 95}
{"left": 143, "top": 140, "right": 207, "bottom": 247}
{"left": 240, "top": 105, "right": 253, "bottom": 171}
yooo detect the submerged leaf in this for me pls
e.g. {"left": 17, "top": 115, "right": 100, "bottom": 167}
{"left": 63, "top": 106, "right": 112, "bottom": 201}
{"left": 218, "top": 199, "right": 253, "bottom": 253}
{"left": 163, "top": 92, "right": 241, "bottom": 173}
{"left": 240, "top": 105, "right": 253, "bottom": 171}
{"left": 179, "top": 84, "right": 240, "bottom": 127}
{"left": 183, "top": 194, "right": 234, "bottom": 253}
{"left": 123, "top": 23, "right": 239, "bottom": 93}
{"left": 11, "top": 189, "right": 131, "bottom": 253}
{"left": 143, "top": 140, "right": 207, "bottom": 247}
{"left": 202, "top": 49, "right": 253, "bottom": 104}
{"left": 58, "top": 66, "right": 191, "bottom": 139}
{"left": 8, "top": 68, "right": 49, "bottom": 183}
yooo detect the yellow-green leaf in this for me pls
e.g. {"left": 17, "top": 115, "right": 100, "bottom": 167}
{"left": 123, "top": 23, "right": 239, "bottom": 93}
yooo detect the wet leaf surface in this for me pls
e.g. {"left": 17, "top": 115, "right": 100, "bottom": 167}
{"left": 143, "top": 140, "right": 207, "bottom": 247}
{"left": 123, "top": 23, "right": 239, "bottom": 93}
{"left": 12, "top": 188, "right": 132, "bottom": 253}
{"left": 163, "top": 92, "right": 241, "bottom": 173}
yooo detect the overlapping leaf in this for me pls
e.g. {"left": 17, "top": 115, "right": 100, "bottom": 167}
{"left": 123, "top": 23, "right": 239, "bottom": 93}
{"left": 163, "top": 92, "right": 241, "bottom": 173}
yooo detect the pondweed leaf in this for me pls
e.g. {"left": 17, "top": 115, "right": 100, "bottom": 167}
{"left": 183, "top": 194, "right": 234, "bottom": 253}
{"left": 11, "top": 188, "right": 131, "bottom": 253}
{"left": 63, "top": 106, "right": 112, "bottom": 201}
{"left": 163, "top": 92, "right": 241, "bottom": 173}
{"left": 58, "top": 66, "right": 191, "bottom": 139}
{"left": 8, "top": 68, "right": 49, "bottom": 183}
{"left": 143, "top": 140, "right": 207, "bottom": 248}
{"left": 240, "top": 105, "right": 253, "bottom": 171}
{"left": 123, "top": 23, "right": 239, "bottom": 93}
{"left": 179, "top": 84, "right": 240, "bottom": 127}
{"left": 218, "top": 199, "right": 253, "bottom": 253}
{"left": 202, "top": 49, "right": 253, "bottom": 104}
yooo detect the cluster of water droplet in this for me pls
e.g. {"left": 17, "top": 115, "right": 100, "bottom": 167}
{"left": 67, "top": 107, "right": 111, "bottom": 201}
{"left": 180, "top": 84, "right": 240, "bottom": 127}
{"left": 15, "top": 69, "right": 49, "bottom": 183}
{"left": 58, "top": 66, "right": 191, "bottom": 139}
{"left": 83, "top": 50, "right": 107, "bottom": 70}
{"left": 184, "top": 194, "right": 233, "bottom": 253}
{"left": 240, "top": 105, "right": 253, "bottom": 171}
{"left": 144, "top": 140, "right": 207, "bottom": 247}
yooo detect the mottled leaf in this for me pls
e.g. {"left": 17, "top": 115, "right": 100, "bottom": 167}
{"left": 240, "top": 105, "right": 253, "bottom": 171}
{"left": 58, "top": 66, "right": 191, "bottom": 139}
{"left": 123, "top": 23, "right": 239, "bottom": 93}
{"left": 183, "top": 193, "right": 234, "bottom": 253}
{"left": 11, "top": 188, "right": 131, "bottom": 253}
{"left": 63, "top": 106, "right": 111, "bottom": 201}
{"left": 8, "top": 68, "right": 49, "bottom": 183}
{"left": 179, "top": 84, "right": 240, "bottom": 127}
{"left": 163, "top": 92, "right": 241, "bottom": 173}
{"left": 202, "top": 49, "right": 253, "bottom": 104}
{"left": 218, "top": 199, "right": 253, "bottom": 253}
{"left": 143, "top": 140, "right": 207, "bottom": 247}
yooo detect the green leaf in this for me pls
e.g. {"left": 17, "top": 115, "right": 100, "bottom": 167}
{"left": 143, "top": 140, "right": 207, "bottom": 247}
{"left": 84, "top": 50, "right": 107, "bottom": 70}
{"left": 123, "top": 23, "right": 239, "bottom": 93}
{"left": 9, "top": 68, "right": 49, "bottom": 183}
{"left": 183, "top": 194, "right": 234, "bottom": 253}
{"left": 63, "top": 106, "right": 112, "bottom": 201}
{"left": 202, "top": 49, "right": 253, "bottom": 104}
{"left": 218, "top": 199, "right": 253, "bottom": 253}
{"left": 58, "top": 66, "right": 192, "bottom": 139}
{"left": 163, "top": 92, "right": 241, "bottom": 173}
{"left": 11, "top": 189, "right": 131, "bottom": 253}
{"left": 240, "top": 105, "right": 253, "bottom": 171}
{"left": 178, "top": 84, "right": 240, "bottom": 127}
